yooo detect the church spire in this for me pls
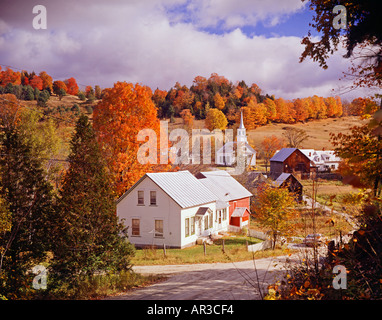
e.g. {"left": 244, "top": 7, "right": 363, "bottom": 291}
{"left": 239, "top": 110, "right": 245, "bottom": 129}
{"left": 237, "top": 111, "right": 247, "bottom": 143}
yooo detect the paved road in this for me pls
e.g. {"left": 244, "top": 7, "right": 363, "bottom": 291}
{"left": 106, "top": 255, "right": 300, "bottom": 300}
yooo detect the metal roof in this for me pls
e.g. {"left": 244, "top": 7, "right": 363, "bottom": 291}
{"left": 274, "top": 173, "right": 302, "bottom": 188}
{"left": 270, "top": 148, "right": 298, "bottom": 162}
{"left": 197, "top": 170, "right": 252, "bottom": 202}
{"left": 274, "top": 173, "right": 292, "bottom": 187}
{"left": 146, "top": 171, "right": 218, "bottom": 208}
{"left": 231, "top": 207, "right": 249, "bottom": 217}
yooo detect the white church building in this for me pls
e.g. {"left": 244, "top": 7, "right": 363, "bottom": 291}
{"left": 215, "top": 112, "right": 256, "bottom": 167}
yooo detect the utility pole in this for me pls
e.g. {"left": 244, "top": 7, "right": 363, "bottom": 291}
{"left": 312, "top": 174, "right": 319, "bottom": 274}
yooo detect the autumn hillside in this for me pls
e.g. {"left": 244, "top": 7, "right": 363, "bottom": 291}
{"left": 0, "top": 67, "right": 378, "bottom": 161}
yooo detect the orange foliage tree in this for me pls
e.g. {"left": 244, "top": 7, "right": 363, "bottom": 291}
{"left": 293, "top": 98, "right": 309, "bottom": 122}
{"left": 238, "top": 98, "right": 267, "bottom": 129}
{"left": 324, "top": 96, "right": 342, "bottom": 118}
{"left": 0, "top": 94, "right": 21, "bottom": 130}
{"left": 275, "top": 97, "right": 294, "bottom": 123}
{"left": 29, "top": 75, "right": 43, "bottom": 90}
{"left": 0, "top": 68, "right": 21, "bottom": 87}
{"left": 349, "top": 97, "right": 379, "bottom": 118}
{"left": 93, "top": 82, "right": 162, "bottom": 196}
{"left": 39, "top": 71, "right": 53, "bottom": 92}
{"left": 64, "top": 77, "right": 79, "bottom": 95}
{"left": 213, "top": 93, "right": 225, "bottom": 110}
{"left": 53, "top": 80, "right": 67, "bottom": 95}
{"left": 180, "top": 109, "right": 194, "bottom": 128}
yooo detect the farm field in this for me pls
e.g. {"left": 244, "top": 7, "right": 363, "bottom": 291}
{"left": 168, "top": 116, "right": 367, "bottom": 151}
{"left": 246, "top": 116, "right": 368, "bottom": 150}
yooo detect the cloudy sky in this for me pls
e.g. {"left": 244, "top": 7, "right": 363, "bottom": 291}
{"left": 0, "top": 0, "right": 374, "bottom": 100}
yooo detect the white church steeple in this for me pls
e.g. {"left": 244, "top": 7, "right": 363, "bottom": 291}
{"left": 237, "top": 111, "right": 247, "bottom": 143}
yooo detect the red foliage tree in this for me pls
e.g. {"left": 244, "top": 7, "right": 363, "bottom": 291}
{"left": 64, "top": 77, "right": 79, "bottom": 95}
{"left": 29, "top": 75, "right": 43, "bottom": 90}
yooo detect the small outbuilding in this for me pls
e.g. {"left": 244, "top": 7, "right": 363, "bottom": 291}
{"left": 274, "top": 173, "right": 303, "bottom": 202}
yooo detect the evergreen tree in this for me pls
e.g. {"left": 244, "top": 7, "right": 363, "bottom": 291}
{"left": 51, "top": 115, "right": 133, "bottom": 293}
{"left": 0, "top": 127, "right": 54, "bottom": 299}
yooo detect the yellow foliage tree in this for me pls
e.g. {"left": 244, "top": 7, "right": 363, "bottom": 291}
{"left": 205, "top": 108, "right": 228, "bottom": 131}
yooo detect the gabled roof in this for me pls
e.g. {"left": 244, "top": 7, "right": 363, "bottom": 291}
{"left": 274, "top": 173, "right": 302, "bottom": 188}
{"left": 195, "top": 207, "right": 212, "bottom": 216}
{"left": 231, "top": 207, "right": 250, "bottom": 217}
{"left": 197, "top": 169, "right": 252, "bottom": 202}
{"left": 270, "top": 148, "right": 297, "bottom": 162}
{"left": 274, "top": 173, "right": 292, "bottom": 187}
{"left": 117, "top": 171, "right": 218, "bottom": 209}
{"left": 299, "top": 149, "right": 316, "bottom": 160}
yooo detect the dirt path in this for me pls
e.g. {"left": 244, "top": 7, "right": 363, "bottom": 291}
{"left": 106, "top": 255, "right": 300, "bottom": 300}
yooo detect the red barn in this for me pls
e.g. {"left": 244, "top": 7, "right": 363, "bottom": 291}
{"left": 270, "top": 148, "right": 311, "bottom": 180}
{"left": 196, "top": 170, "right": 252, "bottom": 231}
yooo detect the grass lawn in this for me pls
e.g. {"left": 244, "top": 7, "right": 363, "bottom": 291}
{"left": 131, "top": 235, "right": 287, "bottom": 265}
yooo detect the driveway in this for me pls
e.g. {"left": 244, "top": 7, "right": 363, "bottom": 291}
{"left": 106, "top": 255, "right": 298, "bottom": 300}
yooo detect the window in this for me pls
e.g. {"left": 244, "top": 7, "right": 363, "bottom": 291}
{"left": 223, "top": 208, "right": 227, "bottom": 221}
{"left": 137, "top": 190, "right": 144, "bottom": 205}
{"left": 218, "top": 210, "right": 222, "bottom": 224}
{"left": 132, "top": 219, "right": 140, "bottom": 236}
{"left": 150, "top": 191, "right": 157, "bottom": 206}
{"left": 209, "top": 210, "right": 213, "bottom": 228}
{"left": 185, "top": 218, "right": 190, "bottom": 237}
{"left": 191, "top": 217, "right": 195, "bottom": 235}
{"left": 155, "top": 219, "right": 163, "bottom": 238}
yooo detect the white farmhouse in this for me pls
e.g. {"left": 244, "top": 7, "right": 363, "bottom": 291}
{"left": 300, "top": 149, "right": 341, "bottom": 172}
{"left": 116, "top": 170, "right": 230, "bottom": 248}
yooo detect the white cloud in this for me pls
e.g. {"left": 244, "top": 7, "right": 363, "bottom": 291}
{"left": 170, "top": 0, "right": 306, "bottom": 30}
{"left": 0, "top": 0, "right": 368, "bottom": 100}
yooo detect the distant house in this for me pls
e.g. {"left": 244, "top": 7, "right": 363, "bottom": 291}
{"left": 270, "top": 148, "right": 311, "bottom": 180}
{"left": 215, "top": 112, "right": 256, "bottom": 167}
{"left": 116, "top": 170, "right": 252, "bottom": 248}
{"left": 274, "top": 173, "right": 303, "bottom": 202}
{"left": 300, "top": 149, "right": 341, "bottom": 172}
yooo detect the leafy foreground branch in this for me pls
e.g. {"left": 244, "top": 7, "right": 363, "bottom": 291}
{"left": 265, "top": 201, "right": 382, "bottom": 300}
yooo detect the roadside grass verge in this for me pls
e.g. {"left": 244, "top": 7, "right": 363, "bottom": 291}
{"left": 131, "top": 236, "right": 288, "bottom": 266}
{"left": 39, "top": 270, "right": 164, "bottom": 300}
